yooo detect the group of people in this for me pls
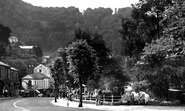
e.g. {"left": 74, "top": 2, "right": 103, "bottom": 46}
{"left": 1, "top": 87, "right": 11, "bottom": 97}
{"left": 122, "top": 84, "right": 150, "bottom": 105}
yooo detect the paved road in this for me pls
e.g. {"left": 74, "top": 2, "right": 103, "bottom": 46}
{"left": 0, "top": 97, "right": 105, "bottom": 111}
{"left": 0, "top": 98, "right": 22, "bottom": 111}
{"left": 0, "top": 97, "right": 185, "bottom": 111}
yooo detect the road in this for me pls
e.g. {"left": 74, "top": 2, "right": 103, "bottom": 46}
{"left": 0, "top": 97, "right": 105, "bottom": 111}
{"left": 0, "top": 97, "right": 184, "bottom": 111}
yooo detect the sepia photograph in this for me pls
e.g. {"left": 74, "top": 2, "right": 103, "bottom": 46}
{"left": 0, "top": 0, "right": 185, "bottom": 110}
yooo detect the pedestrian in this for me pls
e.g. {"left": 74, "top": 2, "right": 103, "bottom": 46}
{"left": 123, "top": 84, "right": 133, "bottom": 105}
{"left": 97, "top": 88, "right": 102, "bottom": 105}
{"left": 95, "top": 89, "right": 102, "bottom": 105}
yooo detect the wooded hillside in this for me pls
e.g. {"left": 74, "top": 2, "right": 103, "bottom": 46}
{"left": 0, "top": 0, "right": 132, "bottom": 55}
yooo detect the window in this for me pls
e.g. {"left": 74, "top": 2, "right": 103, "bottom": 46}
{"left": 0, "top": 67, "right": 1, "bottom": 78}
{"left": 6, "top": 69, "right": 8, "bottom": 79}
{"left": 39, "top": 69, "right": 42, "bottom": 73}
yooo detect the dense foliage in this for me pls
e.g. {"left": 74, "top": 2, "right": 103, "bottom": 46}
{"left": 121, "top": 0, "right": 185, "bottom": 99}
{"left": 0, "top": 0, "right": 132, "bottom": 56}
{"left": 66, "top": 40, "right": 99, "bottom": 83}
{"left": 0, "top": 24, "right": 11, "bottom": 58}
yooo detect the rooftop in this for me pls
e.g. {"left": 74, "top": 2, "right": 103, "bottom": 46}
{"left": 19, "top": 46, "right": 34, "bottom": 49}
{"left": 0, "top": 61, "right": 10, "bottom": 67}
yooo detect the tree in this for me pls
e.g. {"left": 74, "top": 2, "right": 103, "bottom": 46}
{"left": 73, "top": 29, "right": 110, "bottom": 81}
{"left": 99, "top": 56, "right": 130, "bottom": 92}
{"left": 50, "top": 57, "right": 66, "bottom": 102}
{"left": 33, "top": 44, "right": 43, "bottom": 57}
{"left": 120, "top": 0, "right": 174, "bottom": 59}
{"left": 66, "top": 39, "right": 99, "bottom": 107}
{"left": 56, "top": 47, "right": 76, "bottom": 87}
{"left": 139, "top": 0, "right": 185, "bottom": 98}
{"left": 0, "top": 24, "right": 11, "bottom": 59}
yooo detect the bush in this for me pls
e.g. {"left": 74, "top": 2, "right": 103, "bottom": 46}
{"left": 148, "top": 99, "right": 181, "bottom": 106}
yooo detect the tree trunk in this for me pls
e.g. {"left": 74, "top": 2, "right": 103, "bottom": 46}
{"left": 166, "top": 79, "right": 169, "bottom": 100}
{"left": 78, "top": 77, "right": 83, "bottom": 107}
{"left": 55, "top": 87, "right": 57, "bottom": 102}
{"left": 54, "top": 82, "right": 58, "bottom": 102}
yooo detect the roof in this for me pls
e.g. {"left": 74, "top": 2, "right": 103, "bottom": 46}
{"left": 34, "top": 64, "right": 49, "bottom": 70}
{"left": 22, "top": 75, "right": 33, "bottom": 80}
{"left": 11, "top": 67, "right": 18, "bottom": 71}
{"left": 0, "top": 61, "right": 10, "bottom": 67}
{"left": 19, "top": 46, "right": 33, "bottom": 49}
{"left": 22, "top": 72, "right": 50, "bottom": 80}
{"left": 169, "top": 89, "right": 185, "bottom": 92}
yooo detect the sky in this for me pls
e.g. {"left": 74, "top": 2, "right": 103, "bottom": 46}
{"left": 22, "top": 0, "right": 139, "bottom": 12}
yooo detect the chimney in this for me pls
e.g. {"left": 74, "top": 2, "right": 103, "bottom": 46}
{"left": 115, "top": 8, "right": 117, "bottom": 14}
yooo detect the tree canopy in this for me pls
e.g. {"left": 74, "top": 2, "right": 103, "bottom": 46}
{"left": 66, "top": 39, "right": 99, "bottom": 83}
{"left": 0, "top": 24, "right": 11, "bottom": 58}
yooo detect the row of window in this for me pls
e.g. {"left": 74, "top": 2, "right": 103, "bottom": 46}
{"left": 0, "top": 66, "right": 18, "bottom": 81}
{"left": 34, "top": 80, "right": 50, "bottom": 89}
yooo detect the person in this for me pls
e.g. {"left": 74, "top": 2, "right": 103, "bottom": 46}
{"left": 3, "top": 88, "right": 8, "bottom": 97}
{"left": 94, "top": 89, "right": 99, "bottom": 105}
{"left": 180, "top": 93, "right": 185, "bottom": 104}
{"left": 97, "top": 88, "right": 102, "bottom": 105}
{"left": 124, "top": 84, "right": 133, "bottom": 104}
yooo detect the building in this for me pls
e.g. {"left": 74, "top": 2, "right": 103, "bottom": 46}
{"left": 34, "top": 64, "right": 51, "bottom": 78}
{"left": 19, "top": 46, "right": 34, "bottom": 56}
{"left": 0, "top": 61, "right": 19, "bottom": 97}
{"left": 22, "top": 64, "right": 52, "bottom": 92}
{"left": 22, "top": 72, "right": 51, "bottom": 90}
{"left": 8, "top": 36, "right": 36, "bottom": 58}
{"left": 10, "top": 67, "right": 19, "bottom": 96}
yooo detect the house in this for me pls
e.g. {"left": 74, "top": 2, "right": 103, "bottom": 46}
{"left": 0, "top": 61, "right": 19, "bottom": 97}
{"left": 34, "top": 64, "right": 51, "bottom": 78}
{"left": 10, "top": 67, "right": 19, "bottom": 96}
{"left": 22, "top": 72, "right": 51, "bottom": 90}
{"left": 22, "top": 64, "right": 52, "bottom": 92}
{"left": 19, "top": 46, "right": 34, "bottom": 56}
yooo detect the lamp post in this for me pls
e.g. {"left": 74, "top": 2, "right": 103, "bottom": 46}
{"left": 66, "top": 80, "right": 69, "bottom": 106}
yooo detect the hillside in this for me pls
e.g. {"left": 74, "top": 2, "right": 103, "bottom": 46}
{"left": 0, "top": 0, "right": 133, "bottom": 56}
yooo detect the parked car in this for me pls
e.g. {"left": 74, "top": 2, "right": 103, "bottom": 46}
{"left": 50, "top": 93, "right": 54, "bottom": 97}
{"left": 37, "top": 93, "right": 43, "bottom": 97}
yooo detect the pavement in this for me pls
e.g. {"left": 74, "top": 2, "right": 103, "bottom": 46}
{"left": 51, "top": 98, "right": 185, "bottom": 111}
{"left": 51, "top": 98, "right": 146, "bottom": 111}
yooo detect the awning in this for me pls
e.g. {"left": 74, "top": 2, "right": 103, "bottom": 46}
{"left": 36, "top": 90, "right": 40, "bottom": 93}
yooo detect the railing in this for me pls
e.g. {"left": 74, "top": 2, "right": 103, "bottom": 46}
{"left": 72, "top": 93, "right": 122, "bottom": 105}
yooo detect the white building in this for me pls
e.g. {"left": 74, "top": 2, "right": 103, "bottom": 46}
{"left": 34, "top": 64, "right": 51, "bottom": 78}
{"left": 22, "top": 72, "right": 50, "bottom": 90}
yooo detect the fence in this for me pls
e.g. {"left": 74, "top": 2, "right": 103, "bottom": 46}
{"left": 72, "top": 93, "right": 122, "bottom": 105}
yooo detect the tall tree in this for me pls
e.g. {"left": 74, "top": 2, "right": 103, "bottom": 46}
{"left": 139, "top": 0, "right": 185, "bottom": 98}
{"left": 66, "top": 39, "right": 99, "bottom": 107}
{"left": 50, "top": 57, "right": 66, "bottom": 102}
{"left": 73, "top": 29, "right": 110, "bottom": 79}
{"left": 33, "top": 44, "right": 43, "bottom": 57}
{"left": 120, "top": 0, "right": 173, "bottom": 59}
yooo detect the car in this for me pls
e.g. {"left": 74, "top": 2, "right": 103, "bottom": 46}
{"left": 50, "top": 93, "right": 55, "bottom": 97}
{"left": 37, "top": 93, "right": 43, "bottom": 97}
